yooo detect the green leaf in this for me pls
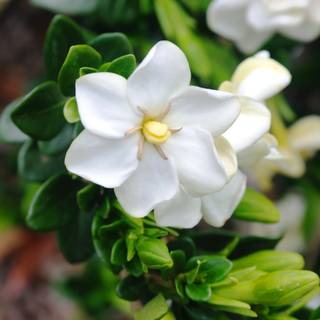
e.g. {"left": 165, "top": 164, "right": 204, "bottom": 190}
{"left": 38, "top": 124, "right": 74, "bottom": 156}
{"left": 170, "top": 250, "right": 186, "bottom": 274}
{"left": 89, "top": 33, "right": 132, "bottom": 62}
{"left": 111, "top": 239, "right": 127, "bottom": 266}
{"left": 117, "top": 275, "right": 147, "bottom": 301}
{"left": 187, "top": 256, "right": 233, "bottom": 284}
{"left": 233, "top": 188, "right": 280, "bottom": 224}
{"left": 44, "top": 15, "right": 86, "bottom": 80}
{"left": 103, "top": 54, "right": 136, "bottom": 78}
{"left": 12, "top": 82, "right": 65, "bottom": 140}
{"left": 126, "top": 255, "right": 144, "bottom": 277}
{"left": 27, "top": 174, "right": 82, "bottom": 231}
{"left": 136, "top": 237, "right": 173, "bottom": 270}
{"left": 58, "top": 45, "right": 102, "bottom": 96}
{"left": 126, "top": 231, "right": 138, "bottom": 261}
{"left": 77, "top": 183, "right": 101, "bottom": 212}
{"left": 63, "top": 97, "right": 80, "bottom": 123}
{"left": 18, "top": 140, "right": 65, "bottom": 182}
{"left": 191, "top": 229, "right": 281, "bottom": 259}
{"left": 79, "top": 67, "right": 98, "bottom": 76}
{"left": 57, "top": 209, "right": 95, "bottom": 263}
{"left": 135, "top": 294, "right": 168, "bottom": 320}
{"left": 31, "top": 0, "right": 98, "bottom": 15}
{"left": 168, "top": 237, "right": 196, "bottom": 259}
{"left": 186, "top": 283, "right": 211, "bottom": 302}
{"left": 0, "top": 99, "right": 28, "bottom": 143}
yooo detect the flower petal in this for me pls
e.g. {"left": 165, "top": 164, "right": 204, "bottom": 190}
{"left": 76, "top": 72, "right": 140, "bottom": 138}
{"left": 238, "top": 133, "right": 279, "bottom": 169}
{"left": 165, "top": 86, "right": 240, "bottom": 136}
{"left": 154, "top": 188, "right": 202, "bottom": 229}
{"left": 207, "top": 0, "right": 271, "bottom": 53}
{"left": 163, "top": 127, "right": 228, "bottom": 196}
{"left": 280, "top": 19, "right": 320, "bottom": 42}
{"left": 115, "top": 143, "right": 179, "bottom": 218}
{"left": 202, "top": 171, "right": 247, "bottom": 227}
{"left": 223, "top": 97, "right": 271, "bottom": 152}
{"left": 127, "top": 41, "right": 191, "bottom": 117}
{"left": 309, "top": 0, "right": 320, "bottom": 24}
{"left": 207, "top": 0, "right": 251, "bottom": 42}
{"left": 247, "top": 1, "right": 305, "bottom": 31}
{"left": 65, "top": 130, "right": 139, "bottom": 188}
{"left": 215, "top": 136, "right": 238, "bottom": 178}
{"left": 231, "top": 53, "right": 292, "bottom": 101}
{"left": 288, "top": 115, "right": 320, "bottom": 152}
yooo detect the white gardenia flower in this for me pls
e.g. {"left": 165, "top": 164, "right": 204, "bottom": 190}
{"left": 65, "top": 41, "right": 242, "bottom": 218}
{"left": 207, "top": 0, "right": 320, "bottom": 53}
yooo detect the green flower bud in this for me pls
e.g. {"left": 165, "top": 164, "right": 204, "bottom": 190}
{"left": 136, "top": 237, "right": 173, "bottom": 269}
{"left": 233, "top": 250, "right": 304, "bottom": 272}
{"left": 254, "top": 270, "right": 319, "bottom": 307}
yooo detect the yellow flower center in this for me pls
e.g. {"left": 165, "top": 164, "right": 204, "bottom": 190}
{"left": 142, "top": 120, "right": 171, "bottom": 145}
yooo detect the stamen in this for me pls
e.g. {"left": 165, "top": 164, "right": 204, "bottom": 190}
{"left": 156, "top": 103, "right": 171, "bottom": 121}
{"left": 170, "top": 127, "right": 183, "bottom": 134}
{"left": 154, "top": 145, "right": 168, "bottom": 160}
{"left": 137, "top": 135, "right": 145, "bottom": 160}
{"left": 125, "top": 126, "right": 142, "bottom": 136}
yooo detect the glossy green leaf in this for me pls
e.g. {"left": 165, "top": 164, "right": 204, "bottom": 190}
{"left": 57, "top": 209, "right": 95, "bottom": 263}
{"left": 12, "top": 82, "right": 65, "bottom": 140}
{"left": 135, "top": 294, "right": 168, "bottom": 320}
{"left": 77, "top": 183, "right": 101, "bottom": 212}
{"left": 187, "top": 256, "right": 233, "bottom": 284}
{"left": 104, "top": 54, "right": 136, "bottom": 78}
{"left": 27, "top": 173, "right": 82, "bottom": 231}
{"left": 37, "top": 124, "right": 74, "bottom": 156}
{"left": 58, "top": 44, "right": 102, "bottom": 96}
{"left": 79, "top": 67, "right": 98, "bottom": 76}
{"left": 233, "top": 188, "right": 280, "bottom": 224}
{"left": 44, "top": 15, "right": 86, "bottom": 80}
{"left": 31, "top": 0, "right": 98, "bottom": 15}
{"left": 136, "top": 237, "right": 173, "bottom": 270}
{"left": 89, "top": 33, "right": 132, "bottom": 62}
{"left": 186, "top": 283, "right": 211, "bottom": 302}
{"left": 18, "top": 140, "right": 65, "bottom": 182}
{"left": 168, "top": 237, "right": 196, "bottom": 259}
{"left": 0, "top": 99, "right": 28, "bottom": 143}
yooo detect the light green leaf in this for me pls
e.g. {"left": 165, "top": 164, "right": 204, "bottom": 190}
{"left": 233, "top": 188, "right": 280, "bottom": 224}
{"left": 135, "top": 294, "right": 168, "bottom": 320}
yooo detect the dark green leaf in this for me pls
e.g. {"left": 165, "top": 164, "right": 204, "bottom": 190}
{"left": 27, "top": 173, "right": 82, "bottom": 231}
{"left": 126, "top": 255, "right": 144, "bottom": 277}
{"left": 77, "top": 184, "right": 101, "bottom": 212}
{"left": 191, "top": 230, "right": 281, "bottom": 259}
{"left": 170, "top": 250, "right": 186, "bottom": 274}
{"left": 44, "top": 15, "right": 86, "bottom": 80}
{"left": 111, "top": 238, "right": 127, "bottom": 266}
{"left": 0, "top": 99, "right": 28, "bottom": 143}
{"left": 58, "top": 45, "right": 102, "bottom": 96}
{"left": 168, "top": 237, "right": 196, "bottom": 259}
{"left": 89, "top": 33, "right": 132, "bottom": 62}
{"left": 57, "top": 209, "right": 95, "bottom": 263}
{"left": 117, "top": 276, "right": 147, "bottom": 301}
{"left": 79, "top": 67, "right": 98, "bottom": 76}
{"left": 18, "top": 140, "right": 65, "bottom": 182}
{"left": 105, "top": 54, "right": 136, "bottom": 78}
{"left": 38, "top": 124, "right": 74, "bottom": 156}
{"left": 186, "top": 283, "right": 211, "bottom": 302}
{"left": 12, "top": 82, "right": 65, "bottom": 140}
{"left": 233, "top": 188, "right": 280, "bottom": 224}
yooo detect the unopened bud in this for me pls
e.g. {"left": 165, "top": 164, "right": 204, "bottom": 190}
{"left": 233, "top": 250, "right": 304, "bottom": 272}
{"left": 254, "top": 270, "right": 319, "bottom": 307}
{"left": 136, "top": 237, "right": 173, "bottom": 269}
